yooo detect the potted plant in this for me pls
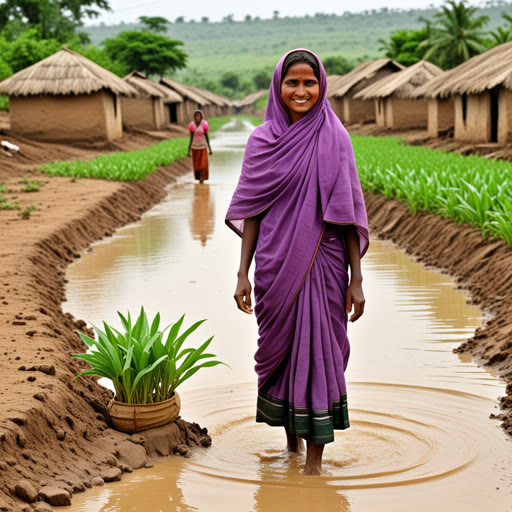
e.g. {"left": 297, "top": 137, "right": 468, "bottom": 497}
{"left": 73, "top": 307, "right": 227, "bottom": 433}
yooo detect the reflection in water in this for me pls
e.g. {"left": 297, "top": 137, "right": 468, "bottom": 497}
{"left": 253, "top": 465, "right": 351, "bottom": 512}
{"left": 64, "top": 119, "right": 512, "bottom": 512}
{"left": 190, "top": 184, "right": 215, "bottom": 246}
{"left": 60, "top": 457, "right": 194, "bottom": 512}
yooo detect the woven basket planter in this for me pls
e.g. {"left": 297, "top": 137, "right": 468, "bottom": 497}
{"left": 108, "top": 392, "right": 181, "bottom": 434}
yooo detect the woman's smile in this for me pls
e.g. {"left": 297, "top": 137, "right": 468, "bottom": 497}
{"left": 281, "top": 62, "right": 320, "bottom": 123}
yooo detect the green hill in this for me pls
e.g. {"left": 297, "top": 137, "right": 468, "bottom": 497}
{"left": 84, "top": 5, "right": 512, "bottom": 82}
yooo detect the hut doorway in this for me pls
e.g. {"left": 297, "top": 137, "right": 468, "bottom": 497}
{"left": 168, "top": 103, "right": 178, "bottom": 123}
{"left": 490, "top": 87, "right": 499, "bottom": 143}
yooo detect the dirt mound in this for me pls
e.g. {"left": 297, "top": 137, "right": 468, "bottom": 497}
{"left": 0, "top": 157, "right": 209, "bottom": 511}
{"left": 0, "top": 123, "right": 189, "bottom": 182}
{"left": 364, "top": 191, "right": 512, "bottom": 434}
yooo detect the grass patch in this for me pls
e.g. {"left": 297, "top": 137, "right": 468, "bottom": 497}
{"left": 22, "top": 177, "right": 45, "bottom": 192}
{"left": 0, "top": 199, "right": 19, "bottom": 210}
{"left": 40, "top": 115, "right": 262, "bottom": 182}
{"left": 40, "top": 137, "right": 189, "bottom": 181}
{"left": 352, "top": 135, "right": 512, "bottom": 246}
{"left": 19, "top": 205, "right": 36, "bottom": 219}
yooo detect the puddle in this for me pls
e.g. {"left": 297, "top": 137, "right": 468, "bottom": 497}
{"left": 62, "top": 119, "right": 512, "bottom": 512}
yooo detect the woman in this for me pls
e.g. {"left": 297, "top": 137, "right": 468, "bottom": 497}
{"left": 188, "top": 110, "right": 212, "bottom": 183}
{"left": 225, "top": 49, "right": 369, "bottom": 475}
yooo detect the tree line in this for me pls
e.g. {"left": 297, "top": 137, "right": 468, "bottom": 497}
{"left": 0, "top": 2, "right": 188, "bottom": 110}
{"left": 378, "top": 0, "right": 512, "bottom": 69}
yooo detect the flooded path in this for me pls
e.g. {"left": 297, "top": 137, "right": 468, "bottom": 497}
{"left": 63, "top": 120, "right": 512, "bottom": 511}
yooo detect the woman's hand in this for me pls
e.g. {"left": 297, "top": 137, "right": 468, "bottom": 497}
{"left": 234, "top": 274, "right": 253, "bottom": 314}
{"left": 187, "top": 150, "right": 191, "bottom": 158}
{"left": 209, "top": 149, "right": 213, "bottom": 155}
{"left": 346, "top": 279, "right": 365, "bottom": 322}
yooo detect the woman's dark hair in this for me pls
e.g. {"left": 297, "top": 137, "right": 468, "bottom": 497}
{"left": 281, "top": 51, "right": 320, "bottom": 82}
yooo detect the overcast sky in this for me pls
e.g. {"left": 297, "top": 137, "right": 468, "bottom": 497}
{"left": 87, "top": 0, "right": 464, "bottom": 25}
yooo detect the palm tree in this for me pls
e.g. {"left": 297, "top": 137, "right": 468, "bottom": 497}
{"left": 502, "top": 13, "right": 512, "bottom": 26}
{"left": 420, "top": 0, "right": 489, "bottom": 69}
{"left": 488, "top": 26, "right": 512, "bottom": 46}
{"left": 486, "top": 12, "right": 512, "bottom": 48}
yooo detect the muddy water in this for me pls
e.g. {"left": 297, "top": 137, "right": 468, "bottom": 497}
{"left": 63, "top": 119, "right": 512, "bottom": 512}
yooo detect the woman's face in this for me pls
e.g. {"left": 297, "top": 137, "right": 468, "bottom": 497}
{"left": 195, "top": 112, "right": 202, "bottom": 123}
{"left": 280, "top": 62, "right": 320, "bottom": 123}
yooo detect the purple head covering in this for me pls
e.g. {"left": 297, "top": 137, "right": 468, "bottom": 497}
{"left": 226, "top": 48, "right": 369, "bottom": 257}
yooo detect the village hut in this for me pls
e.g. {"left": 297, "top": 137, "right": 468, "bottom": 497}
{"left": 233, "top": 90, "right": 267, "bottom": 115}
{"left": 354, "top": 60, "right": 443, "bottom": 129}
{"left": 414, "top": 41, "right": 512, "bottom": 143}
{"left": 122, "top": 71, "right": 183, "bottom": 129}
{"left": 160, "top": 77, "right": 212, "bottom": 122}
{"left": 187, "top": 86, "right": 232, "bottom": 117}
{"left": 330, "top": 59, "right": 404, "bottom": 124}
{"left": 0, "top": 47, "right": 136, "bottom": 141}
{"left": 326, "top": 75, "right": 346, "bottom": 120}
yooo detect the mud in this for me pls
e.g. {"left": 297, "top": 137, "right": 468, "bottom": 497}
{"left": 1, "top": 115, "right": 512, "bottom": 509}
{"left": 364, "top": 191, "right": 512, "bottom": 433}
{"left": 0, "top": 141, "right": 209, "bottom": 511}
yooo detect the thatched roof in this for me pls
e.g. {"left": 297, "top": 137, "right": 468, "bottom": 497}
{"left": 354, "top": 60, "right": 443, "bottom": 100}
{"left": 326, "top": 75, "right": 345, "bottom": 98}
{"left": 414, "top": 41, "right": 512, "bottom": 99}
{"left": 234, "top": 90, "right": 267, "bottom": 108}
{"left": 160, "top": 77, "right": 210, "bottom": 105}
{"left": 0, "top": 47, "right": 136, "bottom": 97}
{"left": 124, "top": 71, "right": 182, "bottom": 102}
{"left": 330, "top": 59, "right": 404, "bottom": 98}
{"left": 189, "top": 86, "right": 232, "bottom": 107}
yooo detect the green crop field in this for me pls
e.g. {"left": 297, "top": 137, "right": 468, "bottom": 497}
{"left": 39, "top": 115, "right": 262, "bottom": 182}
{"left": 352, "top": 135, "right": 512, "bottom": 246}
{"left": 84, "top": 6, "right": 510, "bottom": 83}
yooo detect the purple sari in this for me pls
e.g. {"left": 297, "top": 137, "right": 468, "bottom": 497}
{"left": 226, "top": 49, "right": 369, "bottom": 444}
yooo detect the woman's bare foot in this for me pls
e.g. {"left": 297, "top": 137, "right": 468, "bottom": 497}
{"left": 285, "top": 428, "right": 305, "bottom": 454}
{"left": 303, "top": 441, "right": 324, "bottom": 475}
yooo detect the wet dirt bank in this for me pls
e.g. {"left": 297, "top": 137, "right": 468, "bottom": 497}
{"left": 1, "top": 119, "right": 511, "bottom": 509}
{"left": 0, "top": 158, "right": 211, "bottom": 512}
{"left": 364, "top": 191, "right": 512, "bottom": 433}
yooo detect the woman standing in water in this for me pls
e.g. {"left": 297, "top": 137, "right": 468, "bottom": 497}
{"left": 226, "top": 49, "right": 369, "bottom": 475}
{"left": 188, "top": 110, "right": 212, "bottom": 183}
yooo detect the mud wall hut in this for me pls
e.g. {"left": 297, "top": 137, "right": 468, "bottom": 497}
{"left": 326, "top": 75, "right": 346, "bottom": 121}
{"left": 122, "top": 71, "right": 183, "bottom": 129}
{"left": 329, "top": 59, "right": 404, "bottom": 124}
{"left": 354, "top": 60, "right": 443, "bottom": 129}
{"left": 234, "top": 90, "right": 267, "bottom": 115}
{"left": 0, "top": 47, "right": 136, "bottom": 142}
{"left": 193, "top": 87, "right": 234, "bottom": 117}
{"left": 414, "top": 41, "right": 512, "bottom": 143}
{"left": 160, "top": 78, "right": 212, "bottom": 122}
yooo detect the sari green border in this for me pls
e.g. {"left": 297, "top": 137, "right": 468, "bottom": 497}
{"left": 256, "top": 390, "right": 350, "bottom": 445}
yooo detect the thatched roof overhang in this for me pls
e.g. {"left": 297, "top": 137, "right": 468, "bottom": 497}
{"left": 233, "top": 90, "right": 267, "bottom": 108}
{"left": 124, "top": 71, "right": 183, "bottom": 102}
{"left": 413, "top": 41, "right": 512, "bottom": 100}
{"left": 188, "top": 86, "right": 232, "bottom": 107}
{"left": 330, "top": 59, "right": 405, "bottom": 98}
{"left": 0, "top": 47, "right": 136, "bottom": 97}
{"left": 160, "top": 77, "right": 211, "bottom": 105}
{"left": 326, "top": 75, "right": 345, "bottom": 98}
{"left": 354, "top": 60, "right": 443, "bottom": 101}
